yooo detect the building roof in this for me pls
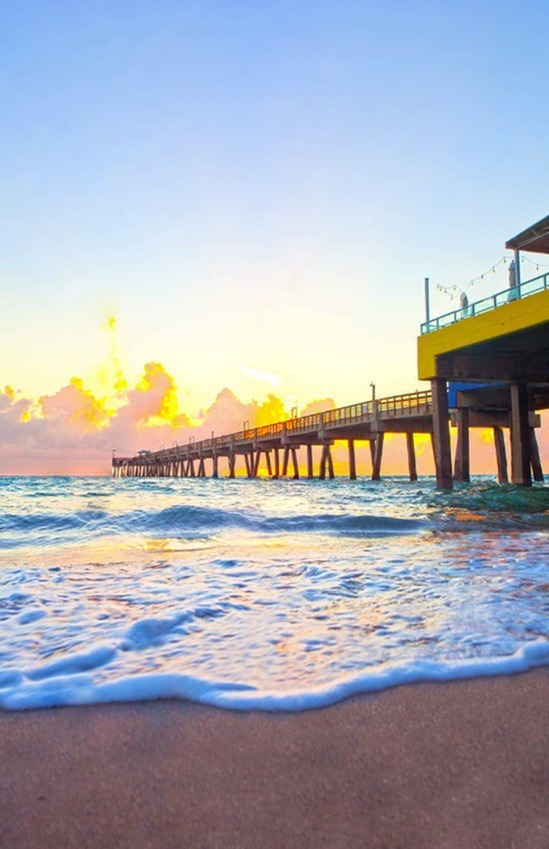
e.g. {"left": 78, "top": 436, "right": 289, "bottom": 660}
{"left": 505, "top": 214, "right": 549, "bottom": 254}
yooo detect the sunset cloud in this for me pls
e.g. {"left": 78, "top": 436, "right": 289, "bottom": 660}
{"left": 0, "top": 363, "right": 298, "bottom": 474}
{"left": 0, "top": 366, "right": 546, "bottom": 478}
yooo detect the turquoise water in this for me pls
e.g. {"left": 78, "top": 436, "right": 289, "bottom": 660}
{"left": 0, "top": 476, "right": 548, "bottom": 710}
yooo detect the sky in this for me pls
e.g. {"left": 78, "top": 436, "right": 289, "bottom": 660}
{"left": 1, "top": 0, "right": 548, "bottom": 473}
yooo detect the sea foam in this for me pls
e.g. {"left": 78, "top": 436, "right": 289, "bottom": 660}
{"left": 0, "top": 639, "right": 547, "bottom": 711}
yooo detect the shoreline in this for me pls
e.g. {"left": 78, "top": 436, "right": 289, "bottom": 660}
{"left": 1, "top": 669, "right": 548, "bottom": 849}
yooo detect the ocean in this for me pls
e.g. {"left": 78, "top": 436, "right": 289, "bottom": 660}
{"left": 0, "top": 475, "right": 548, "bottom": 711}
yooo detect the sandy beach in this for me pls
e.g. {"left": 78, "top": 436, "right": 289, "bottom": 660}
{"left": 0, "top": 669, "right": 547, "bottom": 849}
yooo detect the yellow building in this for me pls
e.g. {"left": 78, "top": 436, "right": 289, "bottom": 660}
{"left": 417, "top": 215, "right": 549, "bottom": 488}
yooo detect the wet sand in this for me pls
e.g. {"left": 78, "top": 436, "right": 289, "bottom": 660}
{"left": 1, "top": 670, "right": 548, "bottom": 849}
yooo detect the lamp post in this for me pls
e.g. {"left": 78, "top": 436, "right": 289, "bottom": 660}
{"left": 370, "top": 383, "right": 376, "bottom": 402}
{"left": 291, "top": 406, "right": 298, "bottom": 419}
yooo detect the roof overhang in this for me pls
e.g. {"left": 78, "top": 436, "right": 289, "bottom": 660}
{"left": 505, "top": 214, "right": 549, "bottom": 254}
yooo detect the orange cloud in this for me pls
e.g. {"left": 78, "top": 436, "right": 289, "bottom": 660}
{"left": 1, "top": 356, "right": 548, "bottom": 478}
{"left": 133, "top": 362, "right": 191, "bottom": 429}
{"left": 39, "top": 377, "right": 110, "bottom": 432}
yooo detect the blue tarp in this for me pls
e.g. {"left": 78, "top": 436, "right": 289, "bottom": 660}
{"left": 447, "top": 382, "right": 503, "bottom": 408}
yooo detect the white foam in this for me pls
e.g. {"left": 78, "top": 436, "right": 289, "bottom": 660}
{"left": 0, "top": 638, "right": 547, "bottom": 712}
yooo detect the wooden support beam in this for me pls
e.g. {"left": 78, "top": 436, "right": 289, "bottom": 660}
{"left": 282, "top": 447, "right": 290, "bottom": 477}
{"left": 529, "top": 428, "right": 544, "bottom": 482}
{"left": 273, "top": 448, "right": 280, "bottom": 479}
{"left": 307, "top": 445, "right": 314, "bottom": 478}
{"left": 212, "top": 455, "right": 219, "bottom": 479}
{"left": 348, "top": 439, "right": 356, "bottom": 480}
{"left": 493, "top": 427, "right": 508, "bottom": 484}
{"left": 371, "top": 434, "right": 384, "bottom": 481}
{"left": 197, "top": 458, "right": 206, "bottom": 478}
{"left": 228, "top": 452, "right": 236, "bottom": 479}
{"left": 253, "top": 451, "right": 261, "bottom": 478}
{"left": 510, "top": 383, "right": 531, "bottom": 486}
{"left": 453, "top": 408, "right": 470, "bottom": 483}
{"left": 369, "top": 440, "right": 375, "bottom": 468}
{"left": 326, "top": 446, "right": 335, "bottom": 479}
{"left": 265, "top": 451, "right": 273, "bottom": 476}
{"left": 291, "top": 447, "right": 299, "bottom": 479}
{"left": 319, "top": 445, "right": 327, "bottom": 480}
{"left": 406, "top": 433, "right": 417, "bottom": 482}
{"left": 431, "top": 378, "right": 453, "bottom": 490}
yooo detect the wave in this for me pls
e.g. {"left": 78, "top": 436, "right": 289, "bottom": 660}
{"left": 432, "top": 482, "right": 549, "bottom": 513}
{"left": 0, "top": 510, "right": 108, "bottom": 532}
{"left": 0, "top": 504, "right": 426, "bottom": 548}
{"left": 0, "top": 638, "right": 547, "bottom": 712}
{"left": 1, "top": 480, "right": 548, "bottom": 550}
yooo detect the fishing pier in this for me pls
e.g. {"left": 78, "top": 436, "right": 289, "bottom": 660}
{"left": 113, "top": 390, "right": 434, "bottom": 482}
{"left": 114, "top": 215, "right": 549, "bottom": 489}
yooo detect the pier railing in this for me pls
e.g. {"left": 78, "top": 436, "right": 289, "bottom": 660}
{"left": 421, "top": 271, "right": 549, "bottom": 334}
{"left": 113, "top": 389, "right": 434, "bottom": 469}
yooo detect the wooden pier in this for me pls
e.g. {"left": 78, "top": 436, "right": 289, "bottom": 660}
{"left": 112, "top": 389, "right": 544, "bottom": 485}
{"left": 114, "top": 215, "right": 549, "bottom": 489}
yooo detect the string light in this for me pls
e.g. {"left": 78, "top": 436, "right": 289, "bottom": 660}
{"left": 435, "top": 252, "right": 549, "bottom": 300}
{"left": 521, "top": 254, "right": 549, "bottom": 270}
{"left": 435, "top": 257, "right": 506, "bottom": 300}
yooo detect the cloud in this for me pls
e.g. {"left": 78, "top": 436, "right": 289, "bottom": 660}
{"left": 0, "top": 364, "right": 293, "bottom": 474}
{"left": 239, "top": 365, "right": 282, "bottom": 387}
{"left": 40, "top": 377, "right": 110, "bottom": 432}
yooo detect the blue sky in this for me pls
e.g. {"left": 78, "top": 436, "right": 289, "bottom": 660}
{"left": 2, "top": 0, "right": 548, "bottom": 411}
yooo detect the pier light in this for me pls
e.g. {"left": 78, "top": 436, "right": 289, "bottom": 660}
{"left": 370, "top": 383, "right": 376, "bottom": 402}
{"left": 243, "top": 420, "right": 249, "bottom": 433}
{"left": 291, "top": 406, "right": 298, "bottom": 419}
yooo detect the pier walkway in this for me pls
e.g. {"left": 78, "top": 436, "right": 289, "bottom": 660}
{"left": 113, "top": 390, "right": 432, "bottom": 481}
{"left": 112, "top": 387, "right": 542, "bottom": 484}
